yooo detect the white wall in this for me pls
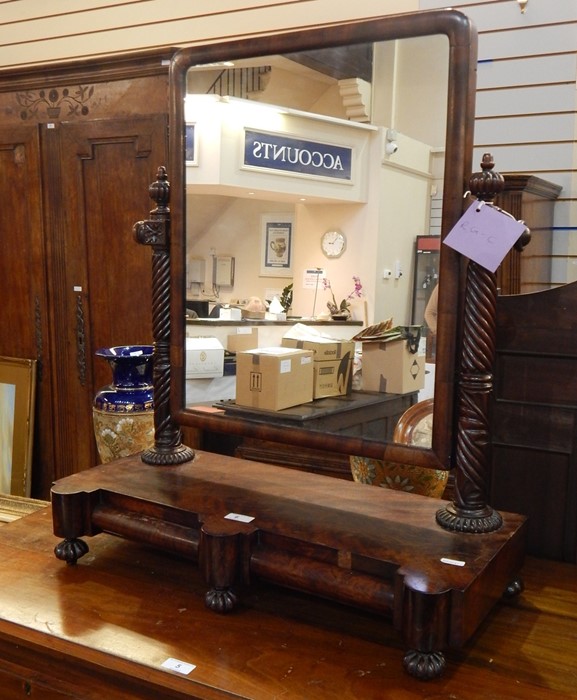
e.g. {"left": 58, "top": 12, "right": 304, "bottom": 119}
{"left": 422, "top": 0, "right": 577, "bottom": 284}
{"left": 186, "top": 194, "right": 294, "bottom": 305}
{"left": 0, "top": 1, "right": 416, "bottom": 68}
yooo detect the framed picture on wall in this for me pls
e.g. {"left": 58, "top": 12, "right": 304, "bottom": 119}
{"left": 0, "top": 357, "right": 36, "bottom": 497}
{"left": 260, "top": 213, "right": 294, "bottom": 277}
{"left": 185, "top": 123, "right": 198, "bottom": 165}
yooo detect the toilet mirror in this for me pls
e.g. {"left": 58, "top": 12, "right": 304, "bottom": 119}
{"left": 168, "top": 10, "right": 477, "bottom": 470}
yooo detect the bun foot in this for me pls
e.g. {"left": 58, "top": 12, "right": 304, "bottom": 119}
{"left": 205, "top": 587, "right": 238, "bottom": 613}
{"left": 504, "top": 576, "right": 524, "bottom": 599}
{"left": 54, "top": 538, "right": 89, "bottom": 565}
{"left": 403, "top": 649, "right": 446, "bottom": 680}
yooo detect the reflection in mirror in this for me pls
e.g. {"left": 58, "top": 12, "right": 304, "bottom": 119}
{"left": 184, "top": 36, "right": 448, "bottom": 325}
{"left": 170, "top": 12, "right": 477, "bottom": 473}
{"left": 183, "top": 37, "right": 447, "bottom": 437}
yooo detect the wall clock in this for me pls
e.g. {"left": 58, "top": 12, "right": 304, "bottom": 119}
{"left": 321, "top": 230, "right": 346, "bottom": 258}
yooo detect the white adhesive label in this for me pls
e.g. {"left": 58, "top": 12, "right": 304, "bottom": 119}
{"left": 225, "top": 512, "right": 255, "bottom": 523}
{"left": 440, "top": 557, "right": 466, "bottom": 567}
{"left": 161, "top": 658, "right": 196, "bottom": 675}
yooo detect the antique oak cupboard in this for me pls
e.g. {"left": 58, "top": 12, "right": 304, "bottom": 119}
{"left": 0, "top": 51, "right": 171, "bottom": 498}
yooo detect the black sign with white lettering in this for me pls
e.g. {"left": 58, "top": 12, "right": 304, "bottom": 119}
{"left": 244, "top": 129, "right": 352, "bottom": 181}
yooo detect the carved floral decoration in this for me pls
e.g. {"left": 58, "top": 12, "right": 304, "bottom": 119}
{"left": 16, "top": 85, "right": 95, "bottom": 120}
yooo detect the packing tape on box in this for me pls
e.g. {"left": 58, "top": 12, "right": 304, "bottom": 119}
{"left": 400, "top": 326, "right": 422, "bottom": 354}
{"left": 290, "top": 338, "right": 349, "bottom": 359}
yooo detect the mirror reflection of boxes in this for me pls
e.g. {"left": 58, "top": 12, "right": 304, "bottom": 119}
{"left": 361, "top": 338, "right": 426, "bottom": 395}
{"left": 185, "top": 337, "right": 225, "bottom": 378}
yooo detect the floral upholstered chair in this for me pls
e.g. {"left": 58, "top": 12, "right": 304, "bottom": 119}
{"left": 349, "top": 399, "right": 448, "bottom": 498}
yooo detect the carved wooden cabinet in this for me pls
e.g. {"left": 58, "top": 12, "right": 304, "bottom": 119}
{"left": 492, "top": 282, "right": 577, "bottom": 563}
{"left": 0, "top": 52, "right": 171, "bottom": 497}
{"left": 495, "top": 175, "right": 562, "bottom": 295}
{"left": 491, "top": 175, "right": 570, "bottom": 561}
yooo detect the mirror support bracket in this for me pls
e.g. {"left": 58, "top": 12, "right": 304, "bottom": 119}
{"left": 436, "top": 154, "right": 511, "bottom": 533}
{"left": 134, "top": 166, "right": 195, "bottom": 466}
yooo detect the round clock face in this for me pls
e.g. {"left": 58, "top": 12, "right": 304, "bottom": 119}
{"left": 321, "top": 230, "right": 346, "bottom": 258}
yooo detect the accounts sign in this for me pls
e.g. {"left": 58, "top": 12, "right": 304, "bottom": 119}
{"left": 244, "top": 129, "right": 352, "bottom": 181}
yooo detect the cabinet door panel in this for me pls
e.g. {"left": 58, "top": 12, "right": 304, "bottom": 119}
{"left": 0, "top": 125, "right": 55, "bottom": 495}
{"left": 43, "top": 115, "right": 167, "bottom": 478}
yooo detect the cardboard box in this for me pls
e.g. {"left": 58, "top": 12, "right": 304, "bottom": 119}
{"left": 282, "top": 337, "right": 354, "bottom": 361}
{"left": 226, "top": 327, "right": 259, "bottom": 353}
{"left": 185, "top": 336, "right": 224, "bottom": 378}
{"left": 236, "top": 347, "right": 314, "bottom": 411}
{"left": 282, "top": 337, "right": 354, "bottom": 398}
{"left": 361, "top": 339, "right": 426, "bottom": 394}
{"left": 312, "top": 358, "right": 353, "bottom": 399}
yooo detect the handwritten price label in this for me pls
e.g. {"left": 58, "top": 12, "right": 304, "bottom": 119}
{"left": 443, "top": 200, "right": 526, "bottom": 272}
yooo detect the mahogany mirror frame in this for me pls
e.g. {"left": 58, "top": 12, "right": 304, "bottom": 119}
{"left": 168, "top": 9, "right": 477, "bottom": 473}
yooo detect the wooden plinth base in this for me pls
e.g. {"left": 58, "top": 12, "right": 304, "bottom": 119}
{"left": 51, "top": 450, "right": 526, "bottom": 680}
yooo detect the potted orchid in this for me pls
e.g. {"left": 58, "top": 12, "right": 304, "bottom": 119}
{"left": 323, "top": 275, "right": 363, "bottom": 319}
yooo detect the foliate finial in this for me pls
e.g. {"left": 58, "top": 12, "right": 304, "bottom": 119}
{"left": 468, "top": 153, "right": 505, "bottom": 202}
{"left": 148, "top": 166, "right": 170, "bottom": 212}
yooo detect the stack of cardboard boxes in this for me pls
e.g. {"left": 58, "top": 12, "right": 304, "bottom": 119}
{"left": 235, "top": 337, "right": 355, "bottom": 410}
{"left": 281, "top": 337, "right": 355, "bottom": 399}
{"left": 186, "top": 322, "right": 426, "bottom": 412}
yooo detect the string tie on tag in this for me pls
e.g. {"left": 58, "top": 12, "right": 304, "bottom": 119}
{"left": 481, "top": 200, "right": 524, "bottom": 224}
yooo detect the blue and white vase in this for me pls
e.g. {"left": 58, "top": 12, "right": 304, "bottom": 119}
{"left": 92, "top": 345, "right": 155, "bottom": 463}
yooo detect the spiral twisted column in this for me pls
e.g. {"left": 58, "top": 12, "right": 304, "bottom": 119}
{"left": 437, "top": 154, "right": 507, "bottom": 533}
{"left": 133, "top": 166, "right": 194, "bottom": 465}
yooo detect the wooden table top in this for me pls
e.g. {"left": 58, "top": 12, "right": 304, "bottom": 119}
{"left": 0, "top": 507, "right": 575, "bottom": 699}
{"left": 214, "top": 390, "right": 410, "bottom": 424}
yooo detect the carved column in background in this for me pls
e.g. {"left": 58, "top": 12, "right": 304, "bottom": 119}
{"left": 436, "top": 154, "right": 529, "bottom": 533}
{"left": 134, "top": 166, "right": 195, "bottom": 465}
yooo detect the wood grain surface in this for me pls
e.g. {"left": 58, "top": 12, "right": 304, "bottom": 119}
{"left": 0, "top": 508, "right": 574, "bottom": 698}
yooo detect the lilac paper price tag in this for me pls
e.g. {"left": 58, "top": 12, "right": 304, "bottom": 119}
{"left": 443, "top": 201, "right": 526, "bottom": 273}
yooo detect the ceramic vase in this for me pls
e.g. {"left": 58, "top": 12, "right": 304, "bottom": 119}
{"left": 92, "top": 345, "right": 155, "bottom": 463}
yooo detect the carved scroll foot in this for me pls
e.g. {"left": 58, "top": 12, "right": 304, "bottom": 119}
{"left": 403, "top": 649, "right": 446, "bottom": 680}
{"left": 205, "top": 587, "right": 238, "bottom": 613}
{"left": 436, "top": 502, "right": 503, "bottom": 533}
{"left": 54, "top": 538, "right": 89, "bottom": 565}
{"left": 503, "top": 576, "right": 524, "bottom": 600}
